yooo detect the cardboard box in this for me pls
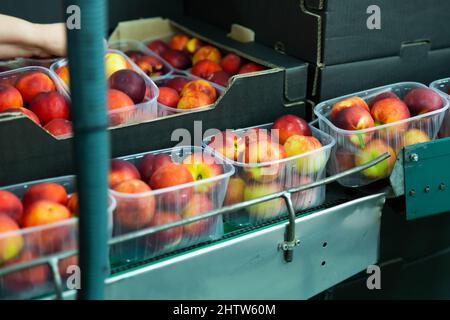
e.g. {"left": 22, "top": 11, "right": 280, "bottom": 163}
{"left": 186, "top": 0, "right": 450, "bottom": 66}
{"left": 0, "top": 17, "right": 309, "bottom": 186}
{"left": 313, "top": 45, "right": 450, "bottom": 101}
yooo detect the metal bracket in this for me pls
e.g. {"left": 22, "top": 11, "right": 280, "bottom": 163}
{"left": 279, "top": 239, "right": 301, "bottom": 252}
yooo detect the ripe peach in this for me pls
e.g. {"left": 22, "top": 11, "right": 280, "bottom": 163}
{"left": 272, "top": 114, "right": 312, "bottom": 145}
{"left": 398, "top": 128, "right": 430, "bottom": 152}
{"left": 221, "top": 53, "right": 242, "bottom": 75}
{"left": 284, "top": 134, "right": 325, "bottom": 173}
{"left": 0, "top": 84, "right": 23, "bottom": 112}
{"left": 162, "top": 49, "right": 191, "bottom": 70}
{"left": 109, "top": 69, "right": 146, "bottom": 104}
{"left": 113, "top": 179, "right": 156, "bottom": 230}
{"left": 135, "top": 55, "right": 164, "bottom": 78}
{"left": 55, "top": 65, "right": 70, "bottom": 86}
{"left": 404, "top": 88, "right": 444, "bottom": 116}
{"left": 191, "top": 60, "right": 222, "bottom": 79}
{"left": 238, "top": 63, "right": 265, "bottom": 74}
{"left": 182, "top": 194, "right": 214, "bottom": 237}
{"left": 165, "top": 77, "right": 190, "bottom": 94}
{"left": 181, "top": 79, "right": 217, "bottom": 102}
{"left": 169, "top": 34, "right": 190, "bottom": 51}
{"left": 371, "top": 98, "right": 410, "bottom": 137}
{"left": 105, "top": 52, "right": 131, "bottom": 78}
{"left": 149, "top": 163, "right": 194, "bottom": 189}
{"left": 186, "top": 38, "right": 203, "bottom": 54}
{"left": 137, "top": 153, "right": 173, "bottom": 182}
{"left": 0, "top": 190, "right": 24, "bottom": 223}
{"left": 208, "top": 131, "right": 245, "bottom": 161}
{"left": 157, "top": 87, "right": 180, "bottom": 108}
{"left": 147, "top": 40, "right": 170, "bottom": 56}
{"left": 242, "top": 139, "right": 286, "bottom": 183}
{"left": 15, "top": 72, "right": 56, "bottom": 103}
{"left": 44, "top": 119, "right": 73, "bottom": 137}
{"left": 146, "top": 212, "right": 183, "bottom": 251}
{"left": 108, "top": 88, "right": 134, "bottom": 110}
{"left": 333, "top": 106, "right": 375, "bottom": 147}
{"left": 0, "top": 214, "right": 24, "bottom": 264}
{"left": 23, "top": 201, "right": 72, "bottom": 251}
{"left": 3, "top": 250, "right": 50, "bottom": 291}
{"left": 330, "top": 96, "right": 370, "bottom": 122}
{"left": 149, "top": 163, "right": 194, "bottom": 206}
{"left": 193, "top": 46, "right": 222, "bottom": 65}
{"left": 207, "top": 71, "right": 230, "bottom": 87}
{"left": 23, "top": 183, "right": 68, "bottom": 210}
{"left": 177, "top": 91, "right": 213, "bottom": 109}
{"left": 355, "top": 139, "right": 396, "bottom": 179}
{"left": 369, "top": 91, "right": 399, "bottom": 109}
{"left": 29, "top": 91, "right": 70, "bottom": 125}
{"left": 244, "top": 183, "right": 284, "bottom": 219}
{"left": 224, "top": 177, "right": 246, "bottom": 206}
{"left": 109, "top": 159, "right": 141, "bottom": 188}
{"left": 107, "top": 89, "right": 135, "bottom": 125}
{"left": 2, "top": 107, "right": 41, "bottom": 125}
{"left": 182, "top": 152, "right": 223, "bottom": 193}
{"left": 23, "top": 201, "right": 71, "bottom": 226}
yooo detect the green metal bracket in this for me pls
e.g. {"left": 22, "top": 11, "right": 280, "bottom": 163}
{"left": 400, "top": 137, "right": 450, "bottom": 220}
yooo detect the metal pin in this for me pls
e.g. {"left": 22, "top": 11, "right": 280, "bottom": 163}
{"left": 409, "top": 153, "right": 419, "bottom": 162}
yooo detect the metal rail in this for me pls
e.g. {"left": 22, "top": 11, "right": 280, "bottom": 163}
{"left": 0, "top": 152, "right": 390, "bottom": 299}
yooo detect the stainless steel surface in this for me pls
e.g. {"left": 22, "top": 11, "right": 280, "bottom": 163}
{"left": 60, "top": 193, "right": 385, "bottom": 300}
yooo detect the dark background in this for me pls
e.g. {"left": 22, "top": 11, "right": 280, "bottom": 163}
{"left": 0, "top": 0, "right": 182, "bottom": 31}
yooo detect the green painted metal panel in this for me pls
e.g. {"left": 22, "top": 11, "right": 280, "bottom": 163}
{"left": 404, "top": 137, "right": 450, "bottom": 220}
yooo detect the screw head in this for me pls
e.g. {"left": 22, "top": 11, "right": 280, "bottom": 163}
{"left": 409, "top": 190, "right": 416, "bottom": 197}
{"left": 424, "top": 186, "right": 430, "bottom": 193}
{"left": 439, "top": 183, "right": 446, "bottom": 191}
{"left": 410, "top": 153, "right": 419, "bottom": 162}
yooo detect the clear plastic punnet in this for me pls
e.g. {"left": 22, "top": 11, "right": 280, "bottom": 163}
{"left": 16, "top": 57, "right": 62, "bottom": 69}
{"left": 203, "top": 124, "right": 335, "bottom": 227}
{"left": 109, "top": 146, "right": 235, "bottom": 266}
{"left": 155, "top": 74, "right": 224, "bottom": 117}
{"left": 430, "top": 78, "right": 450, "bottom": 138}
{"left": 0, "top": 176, "right": 116, "bottom": 300}
{"left": 314, "top": 82, "right": 449, "bottom": 188}
{"left": 0, "top": 66, "right": 71, "bottom": 126}
{"left": 108, "top": 39, "right": 174, "bottom": 80}
{"left": 50, "top": 49, "right": 159, "bottom": 127}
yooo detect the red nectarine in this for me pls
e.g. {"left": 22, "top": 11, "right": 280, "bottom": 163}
{"left": 15, "top": 72, "right": 56, "bottom": 103}
{"left": 113, "top": 179, "right": 156, "bottom": 230}
{"left": 0, "top": 191, "right": 23, "bottom": 223}
{"left": 109, "top": 159, "right": 141, "bottom": 188}
{"left": 23, "top": 183, "right": 68, "bottom": 210}
{"left": 29, "top": 91, "right": 70, "bottom": 125}
{"left": 0, "top": 84, "right": 23, "bottom": 112}
{"left": 191, "top": 60, "right": 222, "bottom": 79}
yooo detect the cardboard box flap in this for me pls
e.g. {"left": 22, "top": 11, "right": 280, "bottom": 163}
{"left": 109, "top": 17, "right": 176, "bottom": 42}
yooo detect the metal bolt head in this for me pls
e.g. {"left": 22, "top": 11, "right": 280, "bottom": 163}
{"left": 409, "top": 190, "right": 416, "bottom": 197}
{"left": 439, "top": 183, "right": 446, "bottom": 191}
{"left": 409, "top": 153, "right": 419, "bottom": 162}
{"left": 424, "top": 186, "right": 430, "bottom": 193}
